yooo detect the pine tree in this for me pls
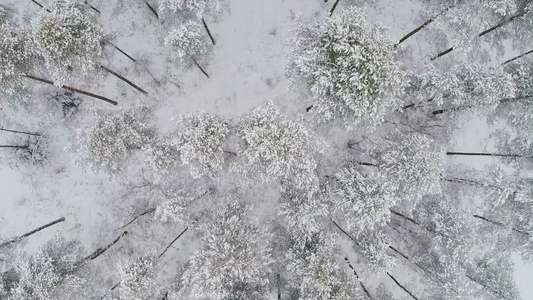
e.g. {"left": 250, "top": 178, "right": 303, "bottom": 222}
{"left": 32, "top": 0, "right": 109, "bottom": 86}
{"left": 143, "top": 137, "right": 180, "bottom": 180}
{"left": 73, "top": 109, "right": 152, "bottom": 178}
{"left": 177, "top": 201, "right": 272, "bottom": 300}
{"left": 466, "top": 255, "right": 521, "bottom": 300}
{"left": 235, "top": 101, "right": 325, "bottom": 193}
{"left": 174, "top": 111, "right": 229, "bottom": 178}
{"left": 164, "top": 20, "right": 210, "bottom": 68}
{"left": 116, "top": 255, "right": 158, "bottom": 300}
{"left": 0, "top": 8, "right": 37, "bottom": 99}
{"left": 288, "top": 7, "right": 405, "bottom": 130}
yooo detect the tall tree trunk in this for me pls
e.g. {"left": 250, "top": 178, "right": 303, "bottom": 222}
{"left": 145, "top": 1, "right": 159, "bottom": 19}
{"left": 23, "top": 74, "right": 118, "bottom": 105}
{"left": 119, "top": 207, "right": 156, "bottom": 229}
{"left": 387, "top": 273, "right": 419, "bottom": 300}
{"left": 85, "top": 1, "right": 100, "bottom": 14}
{"left": 432, "top": 11, "right": 526, "bottom": 61}
{"left": 0, "top": 217, "right": 65, "bottom": 248}
{"left": 329, "top": 0, "right": 341, "bottom": 17}
{"left": 502, "top": 49, "right": 533, "bottom": 65}
{"left": 277, "top": 274, "right": 281, "bottom": 300}
{"left": 30, "top": 0, "right": 51, "bottom": 12}
{"left": 110, "top": 43, "right": 137, "bottom": 62}
{"left": 344, "top": 257, "right": 372, "bottom": 299}
{"left": 83, "top": 231, "right": 128, "bottom": 261}
{"left": 473, "top": 214, "right": 530, "bottom": 236}
{"left": 0, "top": 145, "right": 29, "bottom": 149}
{"left": 0, "top": 127, "right": 41, "bottom": 136}
{"left": 100, "top": 65, "right": 148, "bottom": 95}
{"left": 389, "top": 209, "right": 419, "bottom": 225}
{"left": 192, "top": 59, "right": 210, "bottom": 78}
{"left": 446, "top": 151, "right": 526, "bottom": 158}
{"left": 202, "top": 17, "right": 216, "bottom": 45}
{"left": 158, "top": 227, "right": 189, "bottom": 258}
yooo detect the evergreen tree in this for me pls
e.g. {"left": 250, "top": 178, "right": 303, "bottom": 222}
{"left": 288, "top": 7, "right": 405, "bottom": 130}
{"left": 116, "top": 255, "right": 158, "bottom": 300}
{"left": 164, "top": 20, "right": 210, "bottom": 67}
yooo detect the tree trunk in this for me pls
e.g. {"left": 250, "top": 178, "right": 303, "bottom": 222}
{"left": 85, "top": 1, "right": 100, "bottom": 14}
{"left": 145, "top": 1, "right": 159, "bottom": 19}
{"left": 202, "top": 17, "right": 216, "bottom": 45}
{"left": 387, "top": 273, "right": 419, "bottom": 300}
{"left": 0, "top": 145, "right": 29, "bottom": 149}
{"left": 83, "top": 231, "right": 128, "bottom": 261}
{"left": 329, "top": 0, "right": 341, "bottom": 17}
{"left": 344, "top": 257, "right": 372, "bottom": 299}
{"left": 0, "top": 127, "right": 41, "bottom": 136}
{"left": 389, "top": 209, "right": 419, "bottom": 225}
{"left": 306, "top": 104, "right": 314, "bottom": 112}
{"left": 0, "top": 217, "right": 65, "bottom": 248}
{"left": 119, "top": 207, "right": 156, "bottom": 229}
{"left": 473, "top": 214, "right": 530, "bottom": 236}
{"left": 398, "top": 19, "right": 434, "bottom": 45}
{"left": 502, "top": 49, "right": 533, "bottom": 65}
{"left": 110, "top": 43, "right": 137, "bottom": 62}
{"left": 446, "top": 151, "right": 526, "bottom": 158}
{"left": 389, "top": 245, "right": 409, "bottom": 260}
{"left": 158, "top": 227, "right": 189, "bottom": 258}
{"left": 30, "top": 0, "right": 51, "bottom": 12}
{"left": 192, "top": 59, "right": 210, "bottom": 78}
{"left": 100, "top": 65, "right": 148, "bottom": 95}
{"left": 277, "top": 274, "right": 281, "bottom": 300}
{"left": 431, "top": 46, "right": 454, "bottom": 60}
{"left": 23, "top": 74, "right": 118, "bottom": 105}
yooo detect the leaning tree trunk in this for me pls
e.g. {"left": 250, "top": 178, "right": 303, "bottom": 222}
{"left": 446, "top": 151, "right": 527, "bottom": 158}
{"left": 473, "top": 214, "right": 530, "bottom": 236}
{"left": 82, "top": 231, "right": 128, "bottom": 262}
{"left": 0, "top": 127, "right": 41, "bottom": 136}
{"left": 100, "top": 65, "right": 148, "bottom": 95}
{"left": 202, "top": 17, "right": 216, "bottom": 45}
{"left": 0, "top": 217, "right": 65, "bottom": 248}
{"left": 109, "top": 42, "right": 137, "bottom": 62}
{"left": 344, "top": 257, "right": 373, "bottom": 299}
{"left": 502, "top": 49, "right": 533, "bottom": 65}
{"left": 24, "top": 74, "right": 118, "bottom": 105}
{"left": 387, "top": 273, "right": 419, "bottom": 300}
{"left": 192, "top": 58, "right": 210, "bottom": 78}
{"left": 158, "top": 227, "right": 189, "bottom": 258}
{"left": 0, "top": 145, "right": 29, "bottom": 149}
{"left": 145, "top": 1, "right": 159, "bottom": 19}
{"left": 432, "top": 11, "right": 527, "bottom": 60}
{"left": 329, "top": 0, "right": 341, "bottom": 16}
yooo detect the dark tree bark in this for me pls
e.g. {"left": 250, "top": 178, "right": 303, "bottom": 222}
{"left": 24, "top": 74, "right": 118, "bottom": 105}
{"left": 329, "top": 0, "right": 341, "bottom": 17}
{"left": 344, "top": 257, "right": 373, "bottom": 299}
{"left": 202, "top": 17, "right": 216, "bottom": 45}
{"left": 387, "top": 273, "right": 419, "bottom": 300}
{"left": 502, "top": 49, "right": 533, "bottom": 65}
{"left": 158, "top": 227, "right": 189, "bottom": 258}
{"left": 145, "top": 1, "right": 159, "bottom": 19}
{"left": 446, "top": 151, "right": 527, "bottom": 158}
{"left": 277, "top": 274, "right": 281, "bottom": 299}
{"left": 431, "top": 47, "right": 454, "bottom": 60}
{"left": 83, "top": 231, "right": 128, "bottom": 261}
{"left": 0, "top": 217, "right": 65, "bottom": 248}
{"left": 192, "top": 59, "right": 210, "bottom": 78}
{"left": 389, "top": 209, "right": 419, "bottom": 225}
{"left": 85, "top": 1, "right": 100, "bottom": 14}
{"left": 306, "top": 104, "right": 314, "bottom": 112}
{"left": 110, "top": 43, "right": 137, "bottom": 62}
{"left": 398, "top": 19, "right": 434, "bottom": 45}
{"left": 473, "top": 214, "right": 530, "bottom": 236}
{"left": 119, "top": 207, "right": 156, "bottom": 229}
{"left": 0, "top": 145, "right": 29, "bottom": 149}
{"left": 0, "top": 128, "right": 41, "bottom": 136}
{"left": 30, "top": 0, "right": 51, "bottom": 12}
{"left": 100, "top": 65, "right": 149, "bottom": 95}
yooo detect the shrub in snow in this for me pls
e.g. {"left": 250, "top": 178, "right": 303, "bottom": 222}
{"left": 174, "top": 111, "right": 229, "bottom": 178}
{"left": 32, "top": 0, "right": 108, "bottom": 86}
{"left": 235, "top": 101, "right": 325, "bottom": 193}
{"left": 164, "top": 20, "right": 209, "bottom": 67}
{"left": 117, "top": 255, "right": 158, "bottom": 300}
{"left": 177, "top": 201, "right": 272, "bottom": 300}
{"left": 0, "top": 9, "right": 37, "bottom": 98}
{"left": 74, "top": 109, "right": 152, "bottom": 178}
{"left": 288, "top": 7, "right": 404, "bottom": 130}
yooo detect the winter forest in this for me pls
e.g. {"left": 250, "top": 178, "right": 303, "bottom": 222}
{"left": 0, "top": 0, "right": 532, "bottom": 299}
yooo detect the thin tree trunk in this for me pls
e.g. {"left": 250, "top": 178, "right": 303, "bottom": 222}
{"left": 387, "top": 273, "right": 419, "bottom": 300}
{"left": 389, "top": 209, "right": 420, "bottom": 225}
{"left": 331, "top": 219, "right": 357, "bottom": 243}
{"left": 431, "top": 11, "right": 526, "bottom": 61}
{"left": 100, "top": 65, "right": 149, "bottom": 95}
{"left": 0, "top": 217, "right": 65, "bottom": 248}
{"left": 158, "top": 227, "right": 189, "bottom": 258}
{"left": 145, "top": 1, "right": 159, "bottom": 19}
{"left": 202, "top": 17, "right": 216, "bottom": 45}
{"left": 356, "top": 161, "right": 378, "bottom": 167}
{"left": 401, "top": 97, "right": 434, "bottom": 111}
{"left": 85, "top": 1, "right": 100, "bottom": 14}
{"left": 389, "top": 245, "right": 409, "bottom": 260}
{"left": 329, "top": 0, "right": 341, "bottom": 17}
{"left": 502, "top": 49, "right": 533, "bottom": 65}
{"left": 446, "top": 151, "right": 526, "bottom": 158}
{"left": 277, "top": 274, "right": 281, "bottom": 300}
{"left": 0, "top": 127, "right": 41, "bottom": 136}
{"left": 473, "top": 214, "right": 530, "bottom": 236}
{"left": 192, "top": 59, "right": 210, "bottom": 78}
{"left": 110, "top": 43, "right": 137, "bottom": 62}
{"left": 83, "top": 231, "right": 128, "bottom": 261}
{"left": 30, "top": 0, "right": 51, "bottom": 12}
{"left": 23, "top": 74, "right": 118, "bottom": 105}
{"left": 306, "top": 104, "right": 314, "bottom": 112}
{"left": 0, "top": 145, "right": 29, "bottom": 149}
{"left": 118, "top": 207, "right": 156, "bottom": 229}
{"left": 398, "top": 19, "right": 434, "bottom": 45}
{"left": 431, "top": 95, "right": 533, "bottom": 115}
{"left": 344, "top": 257, "right": 372, "bottom": 299}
